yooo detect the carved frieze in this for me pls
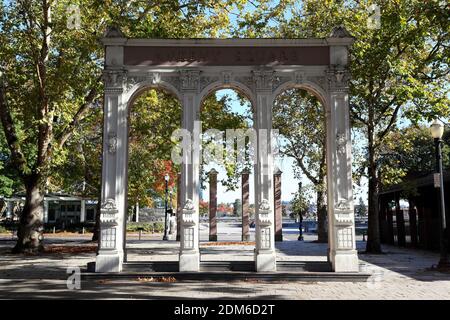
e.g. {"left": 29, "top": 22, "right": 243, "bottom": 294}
{"left": 200, "top": 75, "right": 219, "bottom": 92}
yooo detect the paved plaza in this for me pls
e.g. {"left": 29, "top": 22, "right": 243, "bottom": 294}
{"left": 0, "top": 221, "right": 449, "bottom": 299}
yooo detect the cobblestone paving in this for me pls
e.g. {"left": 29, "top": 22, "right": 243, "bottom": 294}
{"left": 0, "top": 222, "right": 449, "bottom": 299}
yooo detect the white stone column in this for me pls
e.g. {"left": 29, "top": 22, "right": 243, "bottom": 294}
{"left": 325, "top": 28, "right": 359, "bottom": 272}
{"left": 178, "top": 70, "right": 201, "bottom": 272}
{"left": 80, "top": 200, "right": 86, "bottom": 223}
{"left": 253, "top": 69, "right": 276, "bottom": 272}
{"left": 96, "top": 27, "right": 127, "bottom": 273}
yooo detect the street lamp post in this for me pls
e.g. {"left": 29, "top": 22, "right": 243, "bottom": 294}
{"left": 298, "top": 182, "right": 304, "bottom": 241}
{"left": 430, "top": 119, "right": 449, "bottom": 269}
{"left": 163, "top": 174, "right": 170, "bottom": 241}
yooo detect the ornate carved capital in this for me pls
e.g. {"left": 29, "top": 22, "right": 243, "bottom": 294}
{"left": 326, "top": 67, "right": 350, "bottom": 92}
{"left": 180, "top": 70, "right": 200, "bottom": 91}
{"left": 103, "top": 69, "right": 126, "bottom": 92}
{"left": 252, "top": 69, "right": 274, "bottom": 92}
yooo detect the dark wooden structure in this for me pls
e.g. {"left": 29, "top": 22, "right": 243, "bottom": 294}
{"left": 377, "top": 171, "right": 450, "bottom": 251}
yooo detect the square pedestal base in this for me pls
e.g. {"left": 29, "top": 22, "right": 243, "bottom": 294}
{"left": 255, "top": 251, "right": 276, "bottom": 272}
{"left": 209, "top": 235, "right": 217, "bottom": 241}
{"left": 95, "top": 251, "right": 122, "bottom": 273}
{"left": 331, "top": 249, "right": 359, "bottom": 272}
{"left": 179, "top": 251, "right": 200, "bottom": 272}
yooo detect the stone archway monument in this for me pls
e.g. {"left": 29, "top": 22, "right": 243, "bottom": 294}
{"left": 95, "top": 26, "right": 359, "bottom": 273}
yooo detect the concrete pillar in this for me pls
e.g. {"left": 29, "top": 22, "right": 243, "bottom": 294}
{"left": 176, "top": 173, "right": 181, "bottom": 241}
{"left": 274, "top": 169, "right": 282, "bottom": 241}
{"left": 208, "top": 168, "right": 218, "bottom": 241}
{"left": 241, "top": 169, "right": 250, "bottom": 241}
{"left": 80, "top": 199, "right": 86, "bottom": 223}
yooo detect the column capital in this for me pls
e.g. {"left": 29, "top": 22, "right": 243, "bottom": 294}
{"left": 103, "top": 68, "right": 126, "bottom": 94}
{"left": 326, "top": 66, "right": 350, "bottom": 93}
{"left": 274, "top": 168, "right": 282, "bottom": 176}
{"left": 180, "top": 69, "right": 201, "bottom": 92}
{"left": 208, "top": 168, "right": 218, "bottom": 176}
{"left": 252, "top": 68, "right": 274, "bottom": 93}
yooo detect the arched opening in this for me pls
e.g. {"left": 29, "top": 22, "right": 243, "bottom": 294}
{"left": 125, "top": 87, "right": 182, "bottom": 263}
{"left": 198, "top": 87, "right": 255, "bottom": 262}
{"left": 272, "top": 86, "right": 330, "bottom": 265}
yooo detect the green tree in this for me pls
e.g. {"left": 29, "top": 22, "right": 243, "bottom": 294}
{"left": 233, "top": 198, "right": 242, "bottom": 216}
{"left": 355, "top": 197, "right": 367, "bottom": 218}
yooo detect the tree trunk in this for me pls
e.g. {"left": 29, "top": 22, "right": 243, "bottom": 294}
{"left": 366, "top": 132, "right": 382, "bottom": 253}
{"left": 316, "top": 188, "right": 328, "bottom": 243}
{"left": 12, "top": 175, "right": 44, "bottom": 253}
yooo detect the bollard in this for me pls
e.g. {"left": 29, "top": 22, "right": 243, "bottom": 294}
{"left": 82, "top": 227, "right": 85, "bottom": 235}
{"left": 53, "top": 226, "right": 56, "bottom": 234}
{"left": 139, "top": 229, "right": 142, "bottom": 241}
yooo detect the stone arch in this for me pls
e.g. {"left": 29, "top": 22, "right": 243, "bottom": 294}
{"left": 95, "top": 26, "right": 359, "bottom": 274}
{"left": 270, "top": 79, "right": 329, "bottom": 113}
{"left": 198, "top": 79, "right": 256, "bottom": 109}
{"left": 125, "top": 80, "right": 183, "bottom": 109}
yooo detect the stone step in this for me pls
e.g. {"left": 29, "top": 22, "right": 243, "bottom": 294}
{"left": 200, "top": 261, "right": 254, "bottom": 272}
{"left": 122, "top": 260, "right": 333, "bottom": 273}
{"left": 123, "top": 261, "right": 179, "bottom": 272}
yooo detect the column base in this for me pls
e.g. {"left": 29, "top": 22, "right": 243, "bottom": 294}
{"left": 255, "top": 250, "right": 276, "bottom": 272}
{"left": 179, "top": 251, "right": 200, "bottom": 272}
{"left": 275, "top": 234, "right": 283, "bottom": 242}
{"left": 209, "top": 235, "right": 217, "bottom": 241}
{"left": 242, "top": 234, "right": 250, "bottom": 241}
{"left": 331, "top": 249, "right": 359, "bottom": 272}
{"left": 95, "top": 250, "right": 122, "bottom": 273}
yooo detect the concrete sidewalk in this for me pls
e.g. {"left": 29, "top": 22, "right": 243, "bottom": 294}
{"left": 0, "top": 222, "right": 449, "bottom": 299}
